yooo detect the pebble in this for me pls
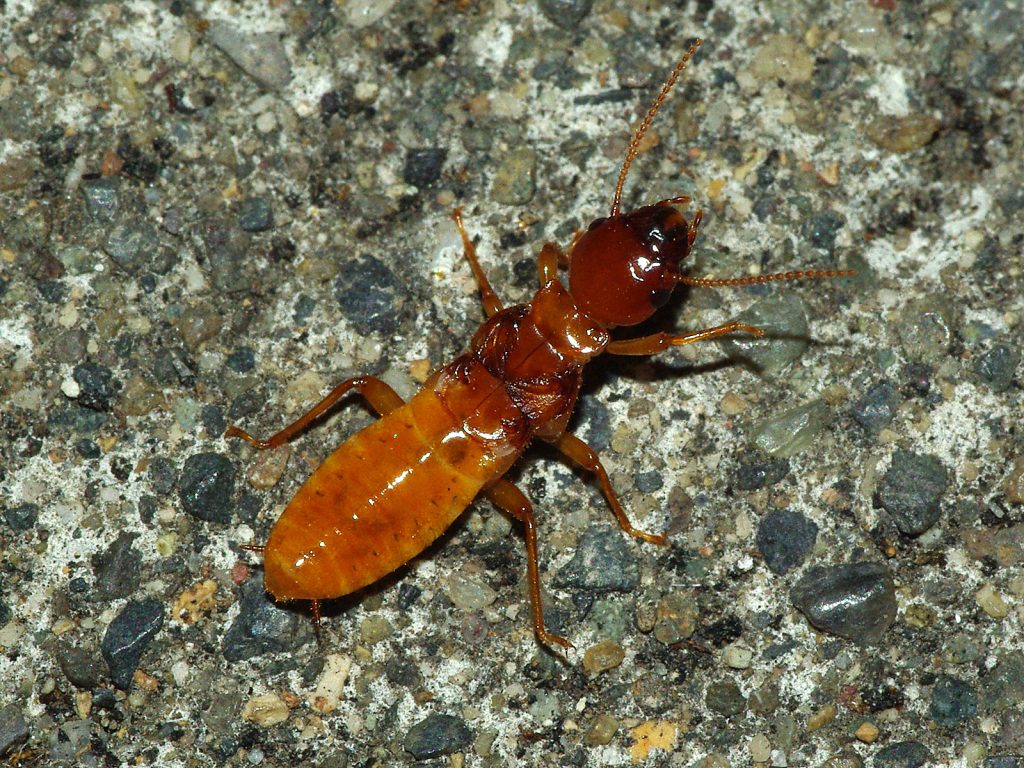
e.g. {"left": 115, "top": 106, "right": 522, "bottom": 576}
{"left": 101, "top": 598, "right": 164, "bottom": 689}
{"left": 705, "top": 680, "right": 746, "bottom": 716}
{"left": 307, "top": 654, "right": 351, "bottom": 714}
{"left": 851, "top": 379, "right": 900, "bottom": 435}
{"left": 237, "top": 197, "right": 274, "bottom": 232}
{"left": 538, "top": 0, "right": 594, "bottom": 28}
{"left": 73, "top": 361, "right": 117, "bottom": 412}
{"left": 445, "top": 572, "right": 497, "bottom": 612}
{"left": 802, "top": 209, "right": 846, "bottom": 254}
{"left": 179, "top": 452, "right": 236, "bottom": 524}
{"left": 756, "top": 509, "right": 818, "bottom": 575}
{"left": 723, "top": 643, "right": 753, "bottom": 669}
{"left": 973, "top": 343, "right": 1020, "bottom": 392}
{"left": 0, "top": 702, "right": 28, "bottom": 759}
{"left": 749, "top": 35, "right": 814, "bottom": 84}
{"left": 873, "top": 740, "right": 931, "bottom": 768}
{"left": 735, "top": 454, "right": 790, "bottom": 491}
{"left": 0, "top": 154, "right": 35, "bottom": 192}
{"left": 403, "top": 713, "right": 472, "bottom": 760}
{"left": 896, "top": 297, "right": 953, "bottom": 362}
{"left": 750, "top": 399, "right": 829, "bottom": 458}
{"left": 822, "top": 750, "right": 864, "bottom": 767}
{"left": 717, "top": 296, "right": 809, "bottom": 377}
{"left": 807, "top": 703, "right": 837, "bottom": 731}
{"left": 79, "top": 176, "right": 121, "bottom": 222}
{"left": 194, "top": 218, "right": 252, "bottom": 294}
{"left": 749, "top": 733, "right": 772, "bottom": 762}
{"left": 930, "top": 675, "right": 978, "bottom": 727}
{"left": 790, "top": 561, "right": 897, "bottom": 644}
{"left": 207, "top": 21, "right": 292, "bottom": 90}
{"left": 403, "top": 147, "right": 447, "bottom": 188}
{"left": 1004, "top": 458, "right": 1024, "bottom": 504}
{"left": 653, "top": 591, "right": 699, "bottom": 645}
{"left": 104, "top": 220, "right": 161, "bottom": 273}
{"left": 975, "top": 583, "right": 1009, "bottom": 619}
{"left": 584, "top": 713, "right": 619, "bottom": 746}
{"left": 90, "top": 531, "right": 142, "bottom": 601}
{"left": 489, "top": 147, "right": 537, "bottom": 206}
{"left": 57, "top": 644, "right": 105, "bottom": 690}
{"left": 3, "top": 503, "right": 38, "bottom": 532}
{"left": 334, "top": 254, "right": 405, "bottom": 336}
{"left": 866, "top": 114, "right": 941, "bottom": 153}
{"left": 554, "top": 525, "right": 639, "bottom": 592}
{"left": 878, "top": 450, "right": 948, "bottom": 536}
{"left": 222, "top": 577, "right": 313, "bottom": 662}
{"left": 241, "top": 693, "right": 290, "bottom": 727}
{"left": 854, "top": 721, "right": 879, "bottom": 743}
{"left": 582, "top": 640, "right": 625, "bottom": 675}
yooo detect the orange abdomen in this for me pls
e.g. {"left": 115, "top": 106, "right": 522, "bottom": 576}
{"left": 263, "top": 360, "right": 523, "bottom": 602}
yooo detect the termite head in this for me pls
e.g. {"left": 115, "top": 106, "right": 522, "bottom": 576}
{"left": 568, "top": 201, "right": 699, "bottom": 328}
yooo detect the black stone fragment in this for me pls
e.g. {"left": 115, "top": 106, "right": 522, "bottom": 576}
{"left": 79, "top": 177, "right": 121, "bottom": 223}
{"left": 91, "top": 531, "right": 142, "bottom": 601}
{"left": 104, "top": 220, "right": 161, "bottom": 274}
{"left": 735, "top": 455, "right": 790, "bottom": 491}
{"left": 222, "top": 577, "right": 314, "bottom": 662}
{"left": 554, "top": 525, "right": 639, "bottom": 592}
{"left": 973, "top": 343, "right": 1019, "bottom": 392}
{"left": 802, "top": 209, "right": 845, "bottom": 253}
{"left": 3, "top": 503, "right": 38, "bottom": 532}
{"left": 756, "top": 509, "right": 818, "bottom": 575}
{"left": 101, "top": 599, "right": 164, "bottom": 690}
{"left": 58, "top": 644, "right": 106, "bottom": 690}
{"left": 790, "top": 561, "right": 897, "bottom": 644}
{"left": 403, "top": 147, "right": 446, "bottom": 188}
{"left": 73, "top": 361, "right": 117, "bottom": 411}
{"left": 0, "top": 702, "right": 28, "bottom": 758}
{"left": 538, "top": 0, "right": 594, "bottom": 28}
{"left": 878, "top": 451, "right": 948, "bottom": 536}
{"left": 237, "top": 197, "right": 273, "bottom": 232}
{"left": 851, "top": 379, "right": 900, "bottom": 435}
{"left": 179, "top": 453, "right": 236, "bottom": 524}
{"left": 404, "top": 713, "right": 472, "bottom": 760}
{"left": 705, "top": 681, "right": 746, "bottom": 716}
{"left": 874, "top": 740, "right": 931, "bottom": 768}
{"left": 334, "top": 254, "right": 404, "bottom": 336}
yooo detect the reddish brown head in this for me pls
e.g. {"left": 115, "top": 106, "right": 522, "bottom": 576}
{"left": 568, "top": 203, "right": 698, "bottom": 327}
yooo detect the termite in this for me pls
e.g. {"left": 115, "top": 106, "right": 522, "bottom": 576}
{"left": 225, "top": 39, "right": 851, "bottom": 649}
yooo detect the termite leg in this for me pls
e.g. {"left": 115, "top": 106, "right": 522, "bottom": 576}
{"left": 239, "top": 543, "right": 266, "bottom": 554}
{"left": 537, "top": 243, "right": 562, "bottom": 286}
{"left": 484, "top": 479, "right": 573, "bottom": 651}
{"left": 550, "top": 431, "right": 667, "bottom": 545}
{"left": 451, "top": 208, "right": 504, "bottom": 318}
{"left": 225, "top": 375, "right": 404, "bottom": 449}
{"left": 605, "top": 321, "right": 764, "bottom": 356}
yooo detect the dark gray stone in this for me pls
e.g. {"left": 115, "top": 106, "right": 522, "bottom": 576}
{"left": 0, "top": 702, "right": 28, "bottom": 758}
{"left": 104, "top": 220, "right": 160, "bottom": 273}
{"left": 237, "top": 197, "right": 273, "bottom": 232}
{"left": 404, "top": 713, "right": 472, "bottom": 759}
{"left": 973, "top": 343, "right": 1019, "bottom": 392}
{"left": 705, "top": 681, "right": 746, "bottom": 716}
{"left": 101, "top": 599, "right": 164, "bottom": 689}
{"left": 756, "top": 509, "right": 818, "bottom": 575}
{"left": 851, "top": 379, "right": 900, "bottom": 435}
{"left": 790, "top": 561, "right": 897, "bottom": 644}
{"left": 58, "top": 644, "right": 105, "bottom": 690}
{"left": 802, "top": 209, "right": 845, "bottom": 253}
{"left": 194, "top": 218, "right": 252, "bottom": 294}
{"left": 222, "top": 577, "right": 314, "bottom": 662}
{"left": 554, "top": 525, "right": 639, "bottom": 592}
{"left": 73, "top": 361, "right": 117, "bottom": 412}
{"left": 91, "top": 531, "right": 142, "bottom": 601}
{"left": 79, "top": 177, "right": 121, "bottom": 223}
{"left": 873, "top": 740, "right": 930, "bottom": 768}
{"left": 3, "top": 503, "right": 38, "bottom": 532}
{"left": 334, "top": 254, "right": 405, "bottom": 336}
{"left": 735, "top": 455, "right": 789, "bottom": 491}
{"left": 930, "top": 675, "right": 977, "bottom": 727}
{"left": 179, "top": 452, "right": 236, "bottom": 524}
{"left": 878, "top": 451, "right": 948, "bottom": 536}
{"left": 403, "top": 148, "right": 447, "bottom": 188}
{"left": 538, "top": 0, "right": 594, "bottom": 28}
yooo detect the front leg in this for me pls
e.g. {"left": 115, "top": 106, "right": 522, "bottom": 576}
{"left": 605, "top": 321, "right": 763, "bottom": 356}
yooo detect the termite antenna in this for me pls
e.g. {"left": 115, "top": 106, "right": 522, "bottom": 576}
{"left": 610, "top": 38, "right": 703, "bottom": 218}
{"left": 675, "top": 268, "right": 856, "bottom": 288}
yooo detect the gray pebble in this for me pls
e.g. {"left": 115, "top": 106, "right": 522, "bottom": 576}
{"left": 929, "top": 675, "right": 978, "bottom": 727}
{"left": 208, "top": 21, "right": 292, "bottom": 90}
{"left": 3, "top": 503, "right": 38, "bottom": 532}
{"left": 538, "top": 0, "right": 594, "bottom": 28}
{"left": 194, "top": 218, "right": 252, "bottom": 294}
{"left": 403, "top": 713, "right": 472, "bottom": 759}
{"left": 821, "top": 750, "right": 864, "bottom": 768}
{"left": 73, "top": 361, "right": 117, "bottom": 412}
{"left": 717, "top": 296, "right": 809, "bottom": 377}
{"left": 237, "top": 197, "right": 274, "bottom": 232}
{"left": 0, "top": 702, "right": 28, "bottom": 759}
{"left": 705, "top": 680, "right": 746, "bottom": 716}
{"left": 981, "top": 651, "right": 1024, "bottom": 712}
{"left": 750, "top": 399, "right": 829, "bottom": 458}
{"left": 222, "top": 577, "right": 313, "bottom": 662}
{"left": 802, "top": 209, "right": 845, "bottom": 254}
{"left": 90, "top": 531, "right": 142, "bottom": 602}
{"left": 756, "top": 509, "right": 818, "bottom": 575}
{"left": 101, "top": 598, "right": 164, "bottom": 689}
{"left": 790, "top": 561, "right": 897, "bottom": 644}
{"left": 403, "top": 148, "right": 447, "bottom": 188}
{"left": 104, "top": 220, "right": 160, "bottom": 273}
{"left": 851, "top": 379, "right": 900, "bottom": 435}
{"left": 554, "top": 525, "right": 639, "bottom": 592}
{"left": 896, "top": 297, "right": 953, "bottom": 362}
{"left": 334, "top": 254, "right": 405, "bottom": 336}
{"left": 179, "top": 452, "right": 236, "bottom": 524}
{"left": 878, "top": 451, "right": 948, "bottom": 537}
{"left": 973, "top": 343, "right": 1019, "bottom": 392}
{"left": 873, "top": 740, "right": 931, "bottom": 768}
{"left": 79, "top": 177, "right": 121, "bottom": 223}
{"left": 984, "top": 757, "right": 1023, "bottom": 768}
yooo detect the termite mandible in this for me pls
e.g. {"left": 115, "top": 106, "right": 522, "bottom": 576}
{"left": 225, "top": 39, "right": 852, "bottom": 649}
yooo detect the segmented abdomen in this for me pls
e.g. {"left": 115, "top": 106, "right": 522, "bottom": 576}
{"left": 263, "top": 357, "right": 525, "bottom": 601}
